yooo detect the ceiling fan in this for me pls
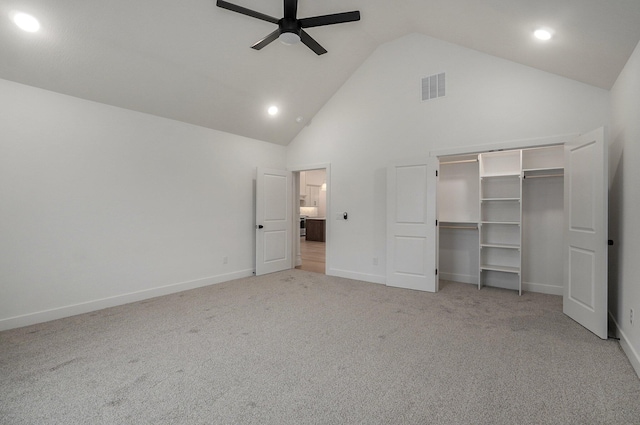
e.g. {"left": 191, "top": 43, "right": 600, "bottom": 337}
{"left": 216, "top": 0, "right": 361, "bottom": 55}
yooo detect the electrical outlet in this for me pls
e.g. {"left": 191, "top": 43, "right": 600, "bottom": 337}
{"left": 372, "top": 257, "right": 378, "bottom": 266}
{"left": 223, "top": 256, "right": 228, "bottom": 265}
{"left": 631, "top": 308, "right": 634, "bottom": 325}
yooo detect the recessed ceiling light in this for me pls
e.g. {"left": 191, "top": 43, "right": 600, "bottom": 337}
{"left": 13, "top": 12, "right": 40, "bottom": 32}
{"left": 267, "top": 105, "right": 279, "bottom": 116}
{"left": 534, "top": 28, "right": 552, "bottom": 41}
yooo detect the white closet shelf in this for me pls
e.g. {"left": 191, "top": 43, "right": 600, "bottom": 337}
{"left": 480, "top": 173, "right": 521, "bottom": 178}
{"left": 480, "top": 221, "right": 520, "bottom": 225}
{"left": 439, "top": 220, "right": 478, "bottom": 224}
{"left": 481, "top": 243, "right": 520, "bottom": 250}
{"left": 522, "top": 167, "right": 564, "bottom": 172}
{"left": 481, "top": 197, "right": 520, "bottom": 202}
{"left": 439, "top": 221, "right": 478, "bottom": 230}
{"left": 480, "top": 264, "right": 520, "bottom": 274}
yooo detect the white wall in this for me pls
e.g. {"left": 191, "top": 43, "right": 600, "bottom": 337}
{"left": 610, "top": 40, "right": 640, "bottom": 376}
{"left": 0, "top": 78, "right": 285, "bottom": 330}
{"left": 286, "top": 33, "right": 610, "bottom": 284}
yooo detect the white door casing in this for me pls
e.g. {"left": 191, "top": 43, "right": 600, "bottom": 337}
{"left": 256, "top": 168, "right": 292, "bottom": 276}
{"left": 563, "top": 128, "right": 608, "bottom": 339}
{"left": 386, "top": 158, "right": 438, "bottom": 292}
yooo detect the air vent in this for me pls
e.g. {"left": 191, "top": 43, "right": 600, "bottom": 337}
{"left": 421, "top": 72, "right": 446, "bottom": 101}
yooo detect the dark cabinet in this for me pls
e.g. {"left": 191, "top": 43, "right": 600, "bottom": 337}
{"left": 305, "top": 219, "right": 326, "bottom": 242}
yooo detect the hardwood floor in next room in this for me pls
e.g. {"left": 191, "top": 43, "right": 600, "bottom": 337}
{"left": 297, "top": 237, "right": 326, "bottom": 274}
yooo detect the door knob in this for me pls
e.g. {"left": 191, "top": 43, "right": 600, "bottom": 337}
{"left": 257, "top": 225, "right": 264, "bottom": 229}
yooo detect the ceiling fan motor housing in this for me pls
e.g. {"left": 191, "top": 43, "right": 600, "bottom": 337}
{"left": 280, "top": 18, "right": 300, "bottom": 34}
{"left": 279, "top": 18, "right": 301, "bottom": 44}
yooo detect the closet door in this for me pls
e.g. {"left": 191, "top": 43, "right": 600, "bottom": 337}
{"left": 386, "top": 158, "right": 438, "bottom": 292}
{"left": 563, "top": 128, "right": 608, "bottom": 339}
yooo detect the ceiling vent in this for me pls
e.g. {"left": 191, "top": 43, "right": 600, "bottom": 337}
{"left": 422, "top": 73, "right": 446, "bottom": 101}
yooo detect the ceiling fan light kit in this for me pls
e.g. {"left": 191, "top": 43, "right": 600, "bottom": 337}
{"left": 216, "top": 0, "right": 360, "bottom": 55}
{"left": 279, "top": 32, "right": 300, "bottom": 45}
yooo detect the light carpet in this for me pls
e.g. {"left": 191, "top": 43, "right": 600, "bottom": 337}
{"left": 1, "top": 269, "right": 639, "bottom": 424}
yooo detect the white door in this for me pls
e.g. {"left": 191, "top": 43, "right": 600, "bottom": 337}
{"left": 428, "top": 156, "right": 439, "bottom": 292}
{"left": 256, "top": 168, "right": 292, "bottom": 276}
{"left": 563, "top": 128, "right": 608, "bottom": 339}
{"left": 386, "top": 158, "right": 438, "bottom": 292}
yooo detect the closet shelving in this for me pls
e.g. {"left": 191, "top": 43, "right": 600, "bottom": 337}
{"left": 437, "top": 144, "right": 565, "bottom": 296}
{"left": 439, "top": 222, "right": 478, "bottom": 230}
{"left": 522, "top": 145, "right": 565, "bottom": 179}
{"left": 437, "top": 154, "right": 480, "bottom": 226}
{"left": 436, "top": 155, "right": 480, "bottom": 287}
{"left": 478, "top": 150, "right": 523, "bottom": 294}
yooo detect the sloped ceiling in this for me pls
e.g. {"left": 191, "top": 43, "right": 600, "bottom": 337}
{"left": 2, "top": 0, "right": 640, "bottom": 145}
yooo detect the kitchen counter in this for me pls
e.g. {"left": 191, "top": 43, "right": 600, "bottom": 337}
{"left": 305, "top": 218, "right": 326, "bottom": 242}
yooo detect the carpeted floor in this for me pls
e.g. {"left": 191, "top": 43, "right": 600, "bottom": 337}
{"left": 1, "top": 269, "right": 639, "bottom": 424}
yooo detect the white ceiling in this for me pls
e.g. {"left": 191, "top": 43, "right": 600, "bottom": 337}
{"left": 2, "top": 0, "right": 640, "bottom": 145}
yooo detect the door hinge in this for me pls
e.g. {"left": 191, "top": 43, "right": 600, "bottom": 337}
{"left": 436, "top": 170, "right": 438, "bottom": 177}
{"left": 435, "top": 269, "right": 438, "bottom": 275}
{"left": 436, "top": 220, "right": 438, "bottom": 226}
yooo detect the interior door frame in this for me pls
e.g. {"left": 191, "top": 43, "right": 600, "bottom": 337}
{"left": 289, "top": 163, "right": 331, "bottom": 274}
{"left": 429, "top": 135, "right": 573, "bottom": 159}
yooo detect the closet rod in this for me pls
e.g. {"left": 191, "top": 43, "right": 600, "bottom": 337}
{"left": 440, "top": 225, "right": 478, "bottom": 230}
{"left": 523, "top": 173, "right": 563, "bottom": 179}
{"left": 440, "top": 159, "right": 478, "bottom": 165}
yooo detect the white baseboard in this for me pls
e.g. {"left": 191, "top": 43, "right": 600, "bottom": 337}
{"left": 0, "top": 269, "right": 254, "bottom": 332}
{"left": 522, "top": 281, "right": 563, "bottom": 296}
{"left": 440, "top": 272, "right": 476, "bottom": 285}
{"left": 610, "top": 312, "right": 640, "bottom": 379}
{"left": 328, "top": 268, "right": 386, "bottom": 285}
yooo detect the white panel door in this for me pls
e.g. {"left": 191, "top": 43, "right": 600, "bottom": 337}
{"left": 256, "top": 168, "right": 292, "bottom": 276}
{"left": 427, "top": 156, "right": 439, "bottom": 292}
{"left": 386, "top": 159, "right": 438, "bottom": 292}
{"left": 563, "top": 128, "right": 608, "bottom": 339}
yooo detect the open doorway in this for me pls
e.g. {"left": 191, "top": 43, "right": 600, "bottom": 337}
{"left": 296, "top": 169, "right": 327, "bottom": 274}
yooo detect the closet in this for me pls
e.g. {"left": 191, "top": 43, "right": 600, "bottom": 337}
{"left": 387, "top": 128, "right": 607, "bottom": 337}
{"left": 437, "top": 145, "right": 564, "bottom": 295}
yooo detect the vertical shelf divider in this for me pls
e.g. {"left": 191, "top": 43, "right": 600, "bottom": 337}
{"left": 478, "top": 150, "right": 523, "bottom": 295}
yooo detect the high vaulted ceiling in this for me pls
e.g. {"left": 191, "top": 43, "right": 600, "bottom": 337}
{"left": 2, "top": 0, "right": 640, "bottom": 145}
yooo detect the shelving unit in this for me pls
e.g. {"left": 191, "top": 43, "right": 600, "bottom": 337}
{"left": 478, "top": 150, "right": 523, "bottom": 294}
{"left": 437, "top": 144, "right": 566, "bottom": 296}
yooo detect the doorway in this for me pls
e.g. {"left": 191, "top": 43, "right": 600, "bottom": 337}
{"left": 295, "top": 168, "right": 327, "bottom": 274}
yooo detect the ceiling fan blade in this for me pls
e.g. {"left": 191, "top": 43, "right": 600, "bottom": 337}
{"left": 251, "top": 29, "right": 281, "bottom": 50}
{"left": 284, "top": 0, "right": 298, "bottom": 19}
{"left": 300, "top": 30, "right": 327, "bottom": 55}
{"left": 216, "top": 0, "right": 279, "bottom": 24}
{"left": 299, "top": 11, "right": 360, "bottom": 28}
